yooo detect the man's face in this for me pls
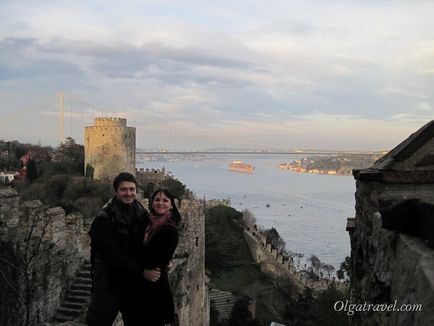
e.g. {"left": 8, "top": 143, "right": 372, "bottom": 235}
{"left": 115, "top": 181, "right": 137, "bottom": 205}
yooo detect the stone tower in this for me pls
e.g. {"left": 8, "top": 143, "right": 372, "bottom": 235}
{"left": 84, "top": 117, "right": 135, "bottom": 180}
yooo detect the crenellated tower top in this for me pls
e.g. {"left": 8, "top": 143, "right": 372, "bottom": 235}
{"left": 94, "top": 117, "right": 127, "bottom": 127}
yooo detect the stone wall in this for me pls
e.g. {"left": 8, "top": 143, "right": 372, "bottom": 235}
{"left": 0, "top": 189, "right": 89, "bottom": 325}
{"left": 135, "top": 167, "right": 170, "bottom": 189}
{"left": 350, "top": 178, "right": 434, "bottom": 326}
{"left": 349, "top": 121, "right": 434, "bottom": 326}
{"left": 84, "top": 117, "right": 135, "bottom": 180}
{"left": 172, "top": 198, "right": 208, "bottom": 326}
{"left": 243, "top": 227, "right": 347, "bottom": 292}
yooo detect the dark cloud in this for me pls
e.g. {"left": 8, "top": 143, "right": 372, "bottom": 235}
{"left": 0, "top": 37, "right": 87, "bottom": 83}
{"left": 0, "top": 37, "right": 36, "bottom": 54}
{"left": 39, "top": 40, "right": 253, "bottom": 78}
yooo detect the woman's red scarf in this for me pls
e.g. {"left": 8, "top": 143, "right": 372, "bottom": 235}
{"left": 144, "top": 211, "right": 174, "bottom": 244}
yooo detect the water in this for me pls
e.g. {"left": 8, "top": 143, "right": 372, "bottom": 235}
{"left": 137, "top": 154, "right": 355, "bottom": 270}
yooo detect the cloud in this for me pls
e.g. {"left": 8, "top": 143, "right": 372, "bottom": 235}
{"left": 1, "top": 1, "right": 434, "bottom": 149}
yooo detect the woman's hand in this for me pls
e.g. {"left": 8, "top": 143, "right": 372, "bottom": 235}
{"left": 142, "top": 268, "right": 161, "bottom": 282}
{"left": 165, "top": 260, "right": 173, "bottom": 272}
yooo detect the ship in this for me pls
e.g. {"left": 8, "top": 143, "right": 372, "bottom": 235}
{"left": 229, "top": 160, "right": 255, "bottom": 173}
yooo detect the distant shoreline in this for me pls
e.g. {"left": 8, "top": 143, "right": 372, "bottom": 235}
{"left": 278, "top": 153, "right": 383, "bottom": 177}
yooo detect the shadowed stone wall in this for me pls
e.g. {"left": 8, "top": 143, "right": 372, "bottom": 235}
{"left": 350, "top": 121, "right": 434, "bottom": 326}
{"left": 0, "top": 189, "right": 89, "bottom": 326}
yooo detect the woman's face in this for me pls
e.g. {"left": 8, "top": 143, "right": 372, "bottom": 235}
{"left": 152, "top": 192, "right": 172, "bottom": 215}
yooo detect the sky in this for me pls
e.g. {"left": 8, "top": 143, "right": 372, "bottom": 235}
{"left": 1, "top": 0, "right": 434, "bottom": 150}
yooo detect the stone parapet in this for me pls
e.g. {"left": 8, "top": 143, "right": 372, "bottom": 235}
{"left": 94, "top": 117, "right": 127, "bottom": 127}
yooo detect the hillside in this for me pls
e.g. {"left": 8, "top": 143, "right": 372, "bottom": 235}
{"left": 205, "top": 205, "right": 296, "bottom": 325}
{"left": 205, "top": 205, "right": 349, "bottom": 326}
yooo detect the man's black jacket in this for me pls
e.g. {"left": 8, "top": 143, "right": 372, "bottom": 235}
{"left": 89, "top": 197, "right": 149, "bottom": 293}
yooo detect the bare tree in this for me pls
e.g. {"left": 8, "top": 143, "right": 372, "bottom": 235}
{"left": 241, "top": 209, "right": 256, "bottom": 228}
{"left": 294, "top": 253, "right": 304, "bottom": 270}
{"left": 322, "top": 264, "right": 335, "bottom": 279}
{"left": 307, "top": 255, "right": 321, "bottom": 276}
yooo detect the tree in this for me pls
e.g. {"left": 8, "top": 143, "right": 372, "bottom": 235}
{"left": 263, "top": 227, "right": 286, "bottom": 251}
{"left": 25, "top": 158, "right": 37, "bottom": 182}
{"left": 160, "top": 178, "right": 186, "bottom": 205}
{"left": 322, "top": 264, "right": 335, "bottom": 279}
{"left": 308, "top": 255, "right": 321, "bottom": 274}
{"left": 336, "top": 269, "right": 345, "bottom": 281}
{"left": 294, "top": 253, "right": 304, "bottom": 270}
{"left": 241, "top": 209, "right": 256, "bottom": 228}
{"left": 338, "top": 256, "right": 351, "bottom": 280}
{"left": 52, "top": 137, "right": 84, "bottom": 175}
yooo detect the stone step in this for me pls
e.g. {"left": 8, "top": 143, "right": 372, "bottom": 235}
{"left": 71, "top": 283, "right": 92, "bottom": 291}
{"left": 68, "top": 289, "right": 91, "bottom": 297}
{"left": 56, "top": 306, "right": 82, "bottom": 317}
{"left": 77, "top": 270, "right": 91, "bottom": 278}
{"left": 65, "top": 295, "right": 89, "bottom": 304}
{"left": 63, "top": 300, "right": 84, "bottom": 310}
{"left": 81, "top": 264, "right": 91, "bottom": 271}
{"left": 52, "top": 314, "right": 70, "bottom": 323}
{"left": 76, "top": 277, "right": 92, "bottom": 285}
{"left": 51, "top": 260, "right": 92, "bottom": 323}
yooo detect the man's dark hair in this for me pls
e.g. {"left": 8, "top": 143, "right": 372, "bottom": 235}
{"left": 113, "top": 172, "right": 137, "bottom": 191}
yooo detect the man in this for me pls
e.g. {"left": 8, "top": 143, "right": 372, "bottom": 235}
{"left": 87, "top": 172, "right": 161, "bottom": 326}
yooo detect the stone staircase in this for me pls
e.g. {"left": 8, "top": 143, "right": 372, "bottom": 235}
{"left": 52, "top": 259, "right": 92, "bottom": 323}
{"left": 209, "top": 289, "right": 237, "bottom": 322}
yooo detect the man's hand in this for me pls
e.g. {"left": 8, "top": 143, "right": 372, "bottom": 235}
{"left": 143, "top": 268, "right": 161, "bottom": 282}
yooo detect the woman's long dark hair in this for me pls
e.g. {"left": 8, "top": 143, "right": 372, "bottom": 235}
{"left": 149, "top": 188, "right": 182, "bottom": 226}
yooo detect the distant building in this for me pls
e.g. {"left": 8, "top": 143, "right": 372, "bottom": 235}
{"left": 84, "top": 117, "right": 135, "bottom": 180}
{"left": 0, "top": 171, "right": 19, "bottom": 184}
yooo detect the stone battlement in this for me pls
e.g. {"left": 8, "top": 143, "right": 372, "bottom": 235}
{"left": 94, "top": 117, "right": 127, "bottom": 127}
{"left": 243, "top": 226, "right": 347, "bottom": 292}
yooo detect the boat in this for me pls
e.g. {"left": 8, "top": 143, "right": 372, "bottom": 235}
{"left": 229, "top": 160, "right": 255, "bottom": 174}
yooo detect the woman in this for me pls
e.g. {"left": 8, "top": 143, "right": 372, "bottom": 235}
{"left": 134, "top": 188, "right": 182, "bottom": 326}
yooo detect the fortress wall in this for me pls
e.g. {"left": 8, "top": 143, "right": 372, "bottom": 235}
{"left": 243, "top": 230, "right": 291, "bottom": 282}
{"left": 136, "top": 168, "right": 169, "bottom": 189}
{"left": 243, "top": 229, "right": 264, "bottom": 262}
{"left": 243, "top": 228, "right": 347, "bottom": 292}
{"left": 171, "top": 199, "right": 207, "bottom": 326}
{"left": 84, "top": 117, "right": 135, "bottom": 180}
{"left": 0, "top": 189, "right": 88, "bottom": 325}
